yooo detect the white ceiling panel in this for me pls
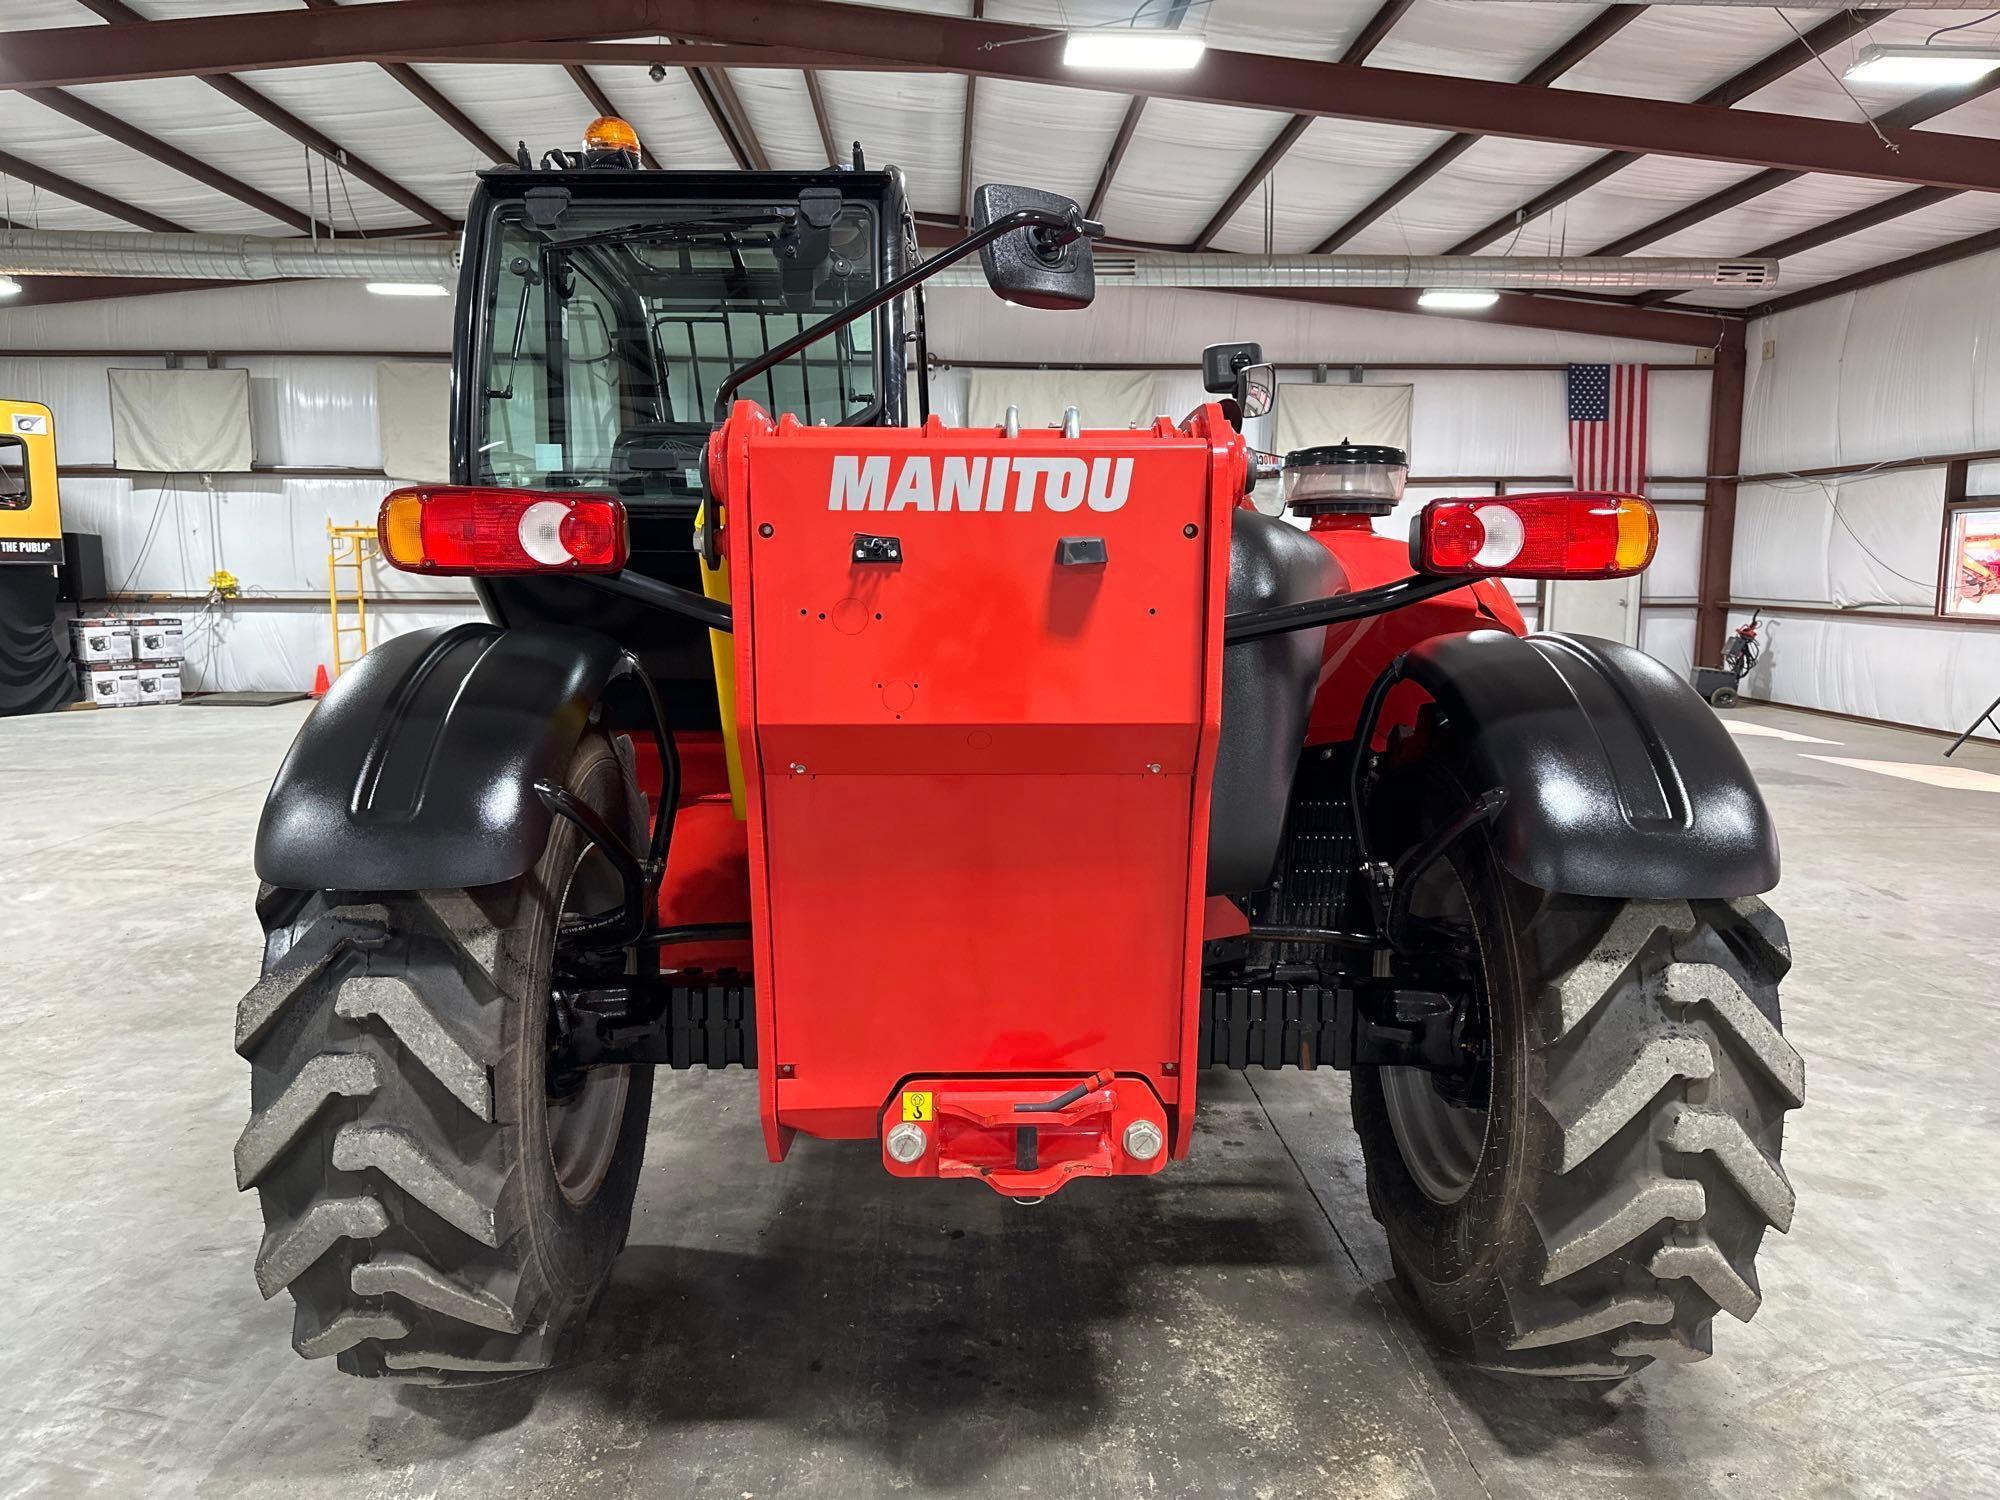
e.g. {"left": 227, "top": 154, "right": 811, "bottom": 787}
{"left": 405, "top": 64, "right": 597, "bottom": 167}
{"left": 1554, "top": 7, "right": 1802, "bottom": 104}
{"left": 233, "top": 63, "right": 485, "bottom": 224}
{"left": 1367, "top": 1, "right": 1594, "bottom": 83}
{"left": 4, "top": 0, "right": 112, "bottom": 26}
{"left": 0, "top": 87, "right": 290, "bottom": 233}
{"left": 1740, "top": 12, "right": 2000, "bottom": 122}
{"left": 590, "top": 68, "right": 738, "bottom": 172}
{"left": 968, "top": 80, "right": 1132, "bottom": 216}
{"left": 1912, "top": 85, "right": 2000, "bottom": 141}
{"left": 1646, "top": 175, "right": 1914, "bottom": 261}
{"left": 1209, "top": 117, "right": 1453, "bottom": 255}
{"left": 1667, "top": 193, "right": 2000, "bottom": 307}
{"left": 63, "top": 75, "right": 409, "bottom": 232}
{"left": 1337, "top": 135, "right": 1610, "bottom": 256}
{"left": 1103, "top": 99, "right": 1293, "bottom": 246}
{"left": 815, "top": 72, "right": 968, "bottom": 216}
{"left": 1516, "top": 155, "right": 1762, "bottom": 259}
{"left": 722, "top": 71, "right": 836, "bottom": 172}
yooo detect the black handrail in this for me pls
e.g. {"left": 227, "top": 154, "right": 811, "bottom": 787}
{"left": 1223, "top": 573, "right": 1472, "bottom": 645}
{"left": 710, "top": 205, "right": 1099, "bottom": 424}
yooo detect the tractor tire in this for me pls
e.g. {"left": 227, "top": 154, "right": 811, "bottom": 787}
{"left": 1353, "top": 769, "right": 1802, "bottom": 1379}
{"left": 233, "top": 732, "right": 654, "bottom": 1382}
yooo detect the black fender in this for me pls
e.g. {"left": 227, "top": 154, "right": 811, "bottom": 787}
{"left": 255, "top": 622, "right": 638, "bottom": 892}
{"left": 1393, "top": 630, "right": 1779, "bottom": 899}
{"left": 1208, "top": 509, "right": 1337, "bottom": 894}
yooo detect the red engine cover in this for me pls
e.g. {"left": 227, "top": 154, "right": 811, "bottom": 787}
{"left": 713, "top": 403, "right": 1244, "bottom": 1163}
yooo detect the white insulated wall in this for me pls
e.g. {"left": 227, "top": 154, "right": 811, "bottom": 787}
{"left": 3, "top": 279, "right": 1711, "bottom": 689}
{"left": 1735, "top": 247, "right": 2000, "bottom": 735}
{"left": 0, "top": 283, "right": 471, "bottom": 694}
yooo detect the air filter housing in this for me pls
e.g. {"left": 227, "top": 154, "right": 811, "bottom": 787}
{"left": 1282, "top": 441, "right": 1409, "bottom": 516}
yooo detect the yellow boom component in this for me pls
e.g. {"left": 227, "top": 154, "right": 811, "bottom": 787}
{"left": 696, "top": 499, "right": 746, "bottom": 819}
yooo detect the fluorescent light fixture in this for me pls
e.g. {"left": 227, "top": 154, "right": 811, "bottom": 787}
{"left": 1062, "top": 30, "right": 1206, "bottom": 71}
{"left": 365, "top": 281, "right": 451, "bottom": 297}
{"left": 0, "top": 277, "right": 22, "bottom": 298}
{"left": 1418, "top": 288, "right": 1500, "bottom": 310}
{"left": 1844, "top": 44, "right": 2000, "bottom": 86}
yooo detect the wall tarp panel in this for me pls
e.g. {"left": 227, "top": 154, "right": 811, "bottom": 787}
{"left": 1639, "top": 608, "right": 1696, "bottom": 681}
{"left": 1733, "top": 468, "right": 1942, "bottom": 609}
{"left": 1732, "top": 608, "right": 2000, "bottom": 737}
{"left": 108, "top": 367, "right": 254, "bottom": 473}
{"left": 1644, "top": 505, "right": 1703, "bottom": 602}
{"left": 964, "top": 369, "right": 1156, "bottom": 429}
{"left": 377, "top": 360, "right": 452, "bottom": 482}
{"left": 242, "top": 355, "right": 385, "bottom": 468}
{"left": 1272, "top": 381, "right": 1413, "bottom": 456}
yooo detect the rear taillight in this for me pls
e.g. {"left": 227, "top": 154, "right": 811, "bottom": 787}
{"left": 378, "top": 487, "right": 628, "bottom": 575}
{"left": 1413, "top": 492, "right": 1656, "bottom": 579}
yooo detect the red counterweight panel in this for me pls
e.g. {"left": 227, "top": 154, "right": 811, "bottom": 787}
{"left": 717, "top": 405, "right": 1242, "bottom": 1157}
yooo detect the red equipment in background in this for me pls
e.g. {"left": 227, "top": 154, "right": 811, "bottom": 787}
{"left": 707, "top": 401, "right": 1242, "bottom": 1193}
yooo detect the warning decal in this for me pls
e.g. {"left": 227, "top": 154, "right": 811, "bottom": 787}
{"left": 901, "top": 1091, "right": 934, "bottom": 1122}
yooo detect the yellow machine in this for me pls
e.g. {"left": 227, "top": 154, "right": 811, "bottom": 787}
{"left": 0, "top": 398, "right": 74, "bottom": 717}
{"left": 0, "top": 398, "right": 63, "bottom": 562}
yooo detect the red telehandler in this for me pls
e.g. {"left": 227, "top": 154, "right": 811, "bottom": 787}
{"left": 235, "top": 125, "right": 1801, "bottom": 1385}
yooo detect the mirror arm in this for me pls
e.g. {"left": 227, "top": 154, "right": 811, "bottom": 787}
{"left": 710, "top": 206, "right": 1097, "bottom": 424}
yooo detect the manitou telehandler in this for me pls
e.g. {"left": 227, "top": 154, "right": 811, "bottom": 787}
{"left": 235, "top": 120, "right": 1802, "bottom": 1384}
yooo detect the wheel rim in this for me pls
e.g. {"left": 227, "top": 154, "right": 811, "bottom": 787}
{"left": 546, "top": 839, "right": 630, "bottom": 1208}
{"left": 1382, "top": 1064, "right": 1486, "bottom": 1204}
{"left": 1381, "top": 855, "right": 1492, "bottom": 1206}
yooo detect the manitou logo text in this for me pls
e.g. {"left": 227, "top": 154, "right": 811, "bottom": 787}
{"left": 828, "top": 455, "right": 1133, "bottom": 513}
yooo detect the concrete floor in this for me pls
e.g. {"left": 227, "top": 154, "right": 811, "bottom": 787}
{"left": 2, "top": 698, "right": 1997, "bottom": 1499}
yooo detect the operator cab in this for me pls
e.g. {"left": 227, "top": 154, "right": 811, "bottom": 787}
{"left": 447, "top": 122, "right": 1098, "bottom": 728}
{"left": 449, "top": 132, "right": 921, "bottom": 724}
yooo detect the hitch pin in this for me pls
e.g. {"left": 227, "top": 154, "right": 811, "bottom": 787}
{"left": 1013, "top": 1070, "right": 1113, "bottom": 1114}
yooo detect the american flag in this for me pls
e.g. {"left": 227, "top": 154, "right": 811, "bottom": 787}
{"left": 1566, "top": 363, "right": 1649, "bottom": 493}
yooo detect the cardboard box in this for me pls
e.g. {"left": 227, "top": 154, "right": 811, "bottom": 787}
{"left": 132, "top": 616, "right": 186, "bottom": 664}
{"left": 133, "top": 665, "right": 183, "bottom": 705}
{"left": 69, "top": 616, "right": 134, "bottom": 665}
{"left": 78, "top": 665, "right": 141, "bottom": 708}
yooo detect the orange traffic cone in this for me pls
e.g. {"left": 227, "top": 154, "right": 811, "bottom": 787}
{"left": 311, "top": 664, "right": 332, "bottom": 699}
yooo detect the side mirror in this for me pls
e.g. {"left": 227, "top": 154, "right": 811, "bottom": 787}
{"left": 1201, "top": 342, "right": 1263, "bottom": 395}
{"left": 972, "top": 184, "right": 1096, "bottom": 310}
{"left": 1238, "top": 363, "right": 1278, "bottom": 420}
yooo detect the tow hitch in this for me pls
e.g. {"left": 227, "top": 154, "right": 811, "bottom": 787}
{"left": 879, "top": 1073, "right": 1170, "bottom": 1200}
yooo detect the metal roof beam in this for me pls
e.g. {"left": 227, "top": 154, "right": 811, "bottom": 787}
{"left": 1748, "top": 222, "right": 2000, "bottom": 316}
{"left": 11, "top": 2, "right": 1999, "bottom": 192}
{"left": 562, "top": 65, "right": 663, "bottom": 169}
{"left": 675, "top": 41, "right": 771, "bottom": 171}
{"left": 301, "top": 0, "right": 511, "bottom": 165}
{"left": 959, "top": 1, "right": 983, "bottom": 227}
{"left": 804, "top": 71, "right": 840, "bottom": 166}
{"left": 1189, "top": 0, "right": 1413, "bottom": 251}
{"left": 1086, "top": 98, "right": 1146, "bottom": 223}
{"left": 1598, "top": 70, "right": 2000, "bottom": 262}
{"left": 21, "top": 87, "right": 331, "bottom": 236}
{"left": 68, "top": 0, "right": 454, "bottom": 231}
{"left": 1315, "top": 5, "right": 1646, "bottom": 253}
{"left": 1444, "top": 8, "right": 1894, "bottom": 256}
{"left": 0, "top": 146, "right": 186, "bottom": 232}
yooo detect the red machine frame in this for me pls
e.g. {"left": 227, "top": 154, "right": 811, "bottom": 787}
{"left": 707, "top": 402, "right": 1242, "bottom": 1189}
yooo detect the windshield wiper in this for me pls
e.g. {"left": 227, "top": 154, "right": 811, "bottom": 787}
{"left": 553, "top": 211, "right": 796, "bottom": 252}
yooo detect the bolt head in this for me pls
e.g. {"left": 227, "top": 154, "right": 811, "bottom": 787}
{"left": 1123, "top": 1119, "right": 1165, "bottom": 1161}
{"left": 885, "top": 1122, "right": 928, "bottom": 1164}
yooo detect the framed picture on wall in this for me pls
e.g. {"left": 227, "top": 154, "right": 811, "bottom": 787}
{"left": 1943, "top": 505, "right": 2000, "bottom": 619}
